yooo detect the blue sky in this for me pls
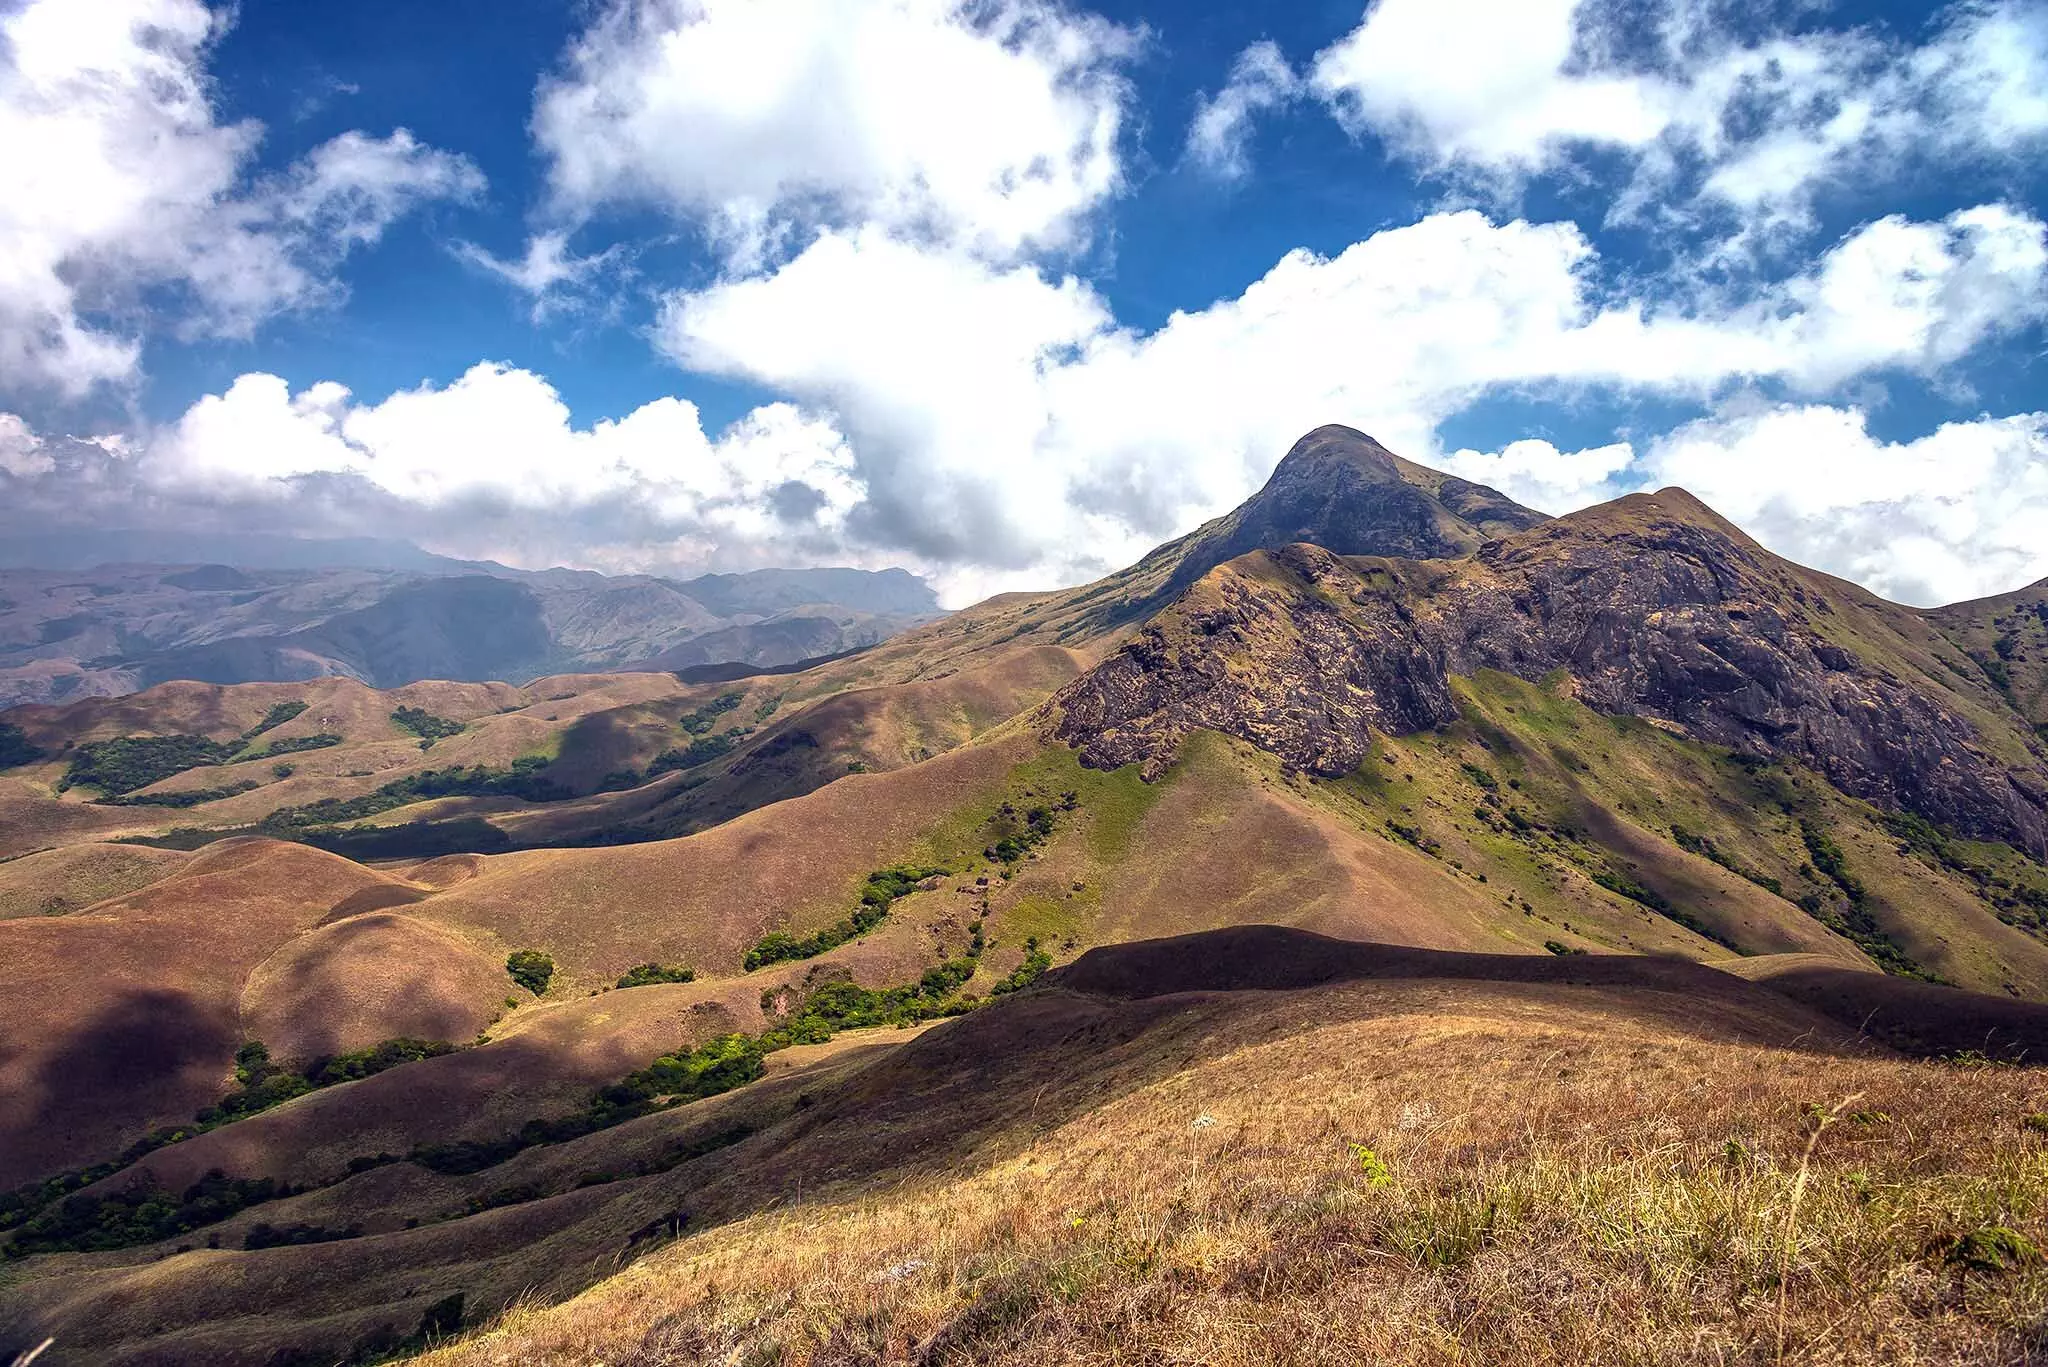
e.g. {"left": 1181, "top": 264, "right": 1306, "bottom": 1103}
{"left": 2, "top": 0, "right": 2046, "bottom": 606}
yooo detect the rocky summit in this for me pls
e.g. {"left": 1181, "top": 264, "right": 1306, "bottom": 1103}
{"left": 1152, "top": 423, "right": 1548, "bottom": 602}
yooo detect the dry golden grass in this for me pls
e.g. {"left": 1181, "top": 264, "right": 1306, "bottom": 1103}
{"left": 0, "top": 842, "right": 187, "bottom": 919}
{"left": 422, "top": 1001, "right": 2048, "bottom": 1367}
{"left": 0, "top": 838, "right": 424, "bottom": 1187}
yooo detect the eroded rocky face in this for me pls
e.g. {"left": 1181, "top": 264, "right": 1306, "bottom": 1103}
{"left": 1054, "top": 493, "right": 2048, "bottom": 856}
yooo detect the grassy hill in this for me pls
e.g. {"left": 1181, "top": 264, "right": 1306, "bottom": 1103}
{"left": 9, "top": 929, "right": 2048, "bottom": 1365}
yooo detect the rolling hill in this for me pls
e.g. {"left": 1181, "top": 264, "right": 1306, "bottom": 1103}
{"left": 7, "top": 425, "right": 2048, "bottom": 1364}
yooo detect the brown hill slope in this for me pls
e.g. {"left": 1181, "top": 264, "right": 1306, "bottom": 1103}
{"left": 9, "top": 928, "right": 2048, "bottom": 1365}
{"left": 0, "top": 839, "right": 434, "bottom": 1189}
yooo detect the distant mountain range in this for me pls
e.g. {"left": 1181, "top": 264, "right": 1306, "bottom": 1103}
{"left": 0, "top": 538, "right": 940, "bottom": 706}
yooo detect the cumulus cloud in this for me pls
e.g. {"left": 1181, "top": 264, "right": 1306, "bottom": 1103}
{"left": 1185, "top": 41, "right": 1301, "bottom": 180}
{"left": 646, "top": 205, "right": 2047, "bottom": 597}
{"left": 531, "top": 0, "right": 1139, "bottom": 267}
{"left": 1304, "top": 0, "right": 2048, "bottom": 234}
{"left": 7, "top": 201, "right": 2042, "bottom": 603}
{"left": 1448, "top": 405, "right": 2048, "bottom": 607}
{"left": 0, "top": 0, "right": 481, "bottom": 395}
{"left": 1310, "top": 0, "right": 1666, "bottom": 172}
{"left": 141, "top": 364, "right": 866, "bottom": 567}
{"left": 0, "top": 414, "right": 54, "bottom": 478}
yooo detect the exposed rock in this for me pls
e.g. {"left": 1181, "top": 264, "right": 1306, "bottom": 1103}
{"left": 1154, "top": 424, "right": 1546, "bottom": 602}
{"left": 1055, "top": 489, "right": 2048, "bottom": 856}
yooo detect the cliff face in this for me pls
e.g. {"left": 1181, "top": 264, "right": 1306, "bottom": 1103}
{"left": 1055, "top": 490, "right": 2048, "bottom": 856}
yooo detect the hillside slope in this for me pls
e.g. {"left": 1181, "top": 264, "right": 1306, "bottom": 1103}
{"left": 8, "top": 929, "right": 2048, "bottom": 1365}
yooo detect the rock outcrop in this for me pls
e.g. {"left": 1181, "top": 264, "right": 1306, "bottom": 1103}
{"left": 1055, "top": 488, "right": 2048, "bottom": 856}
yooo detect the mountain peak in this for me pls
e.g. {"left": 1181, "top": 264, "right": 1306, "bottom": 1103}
{"left": 1153, "top": 425, "right": 1547, "bottom": 600}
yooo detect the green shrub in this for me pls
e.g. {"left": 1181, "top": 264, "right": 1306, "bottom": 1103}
{"left": 743, "top": 865, "right": 945, "bottom": 971}
{"left": 390, "top": 706, "right": 465, "bottom": 743}
{"left": 307, "top": 1037, "right": 456, "bottom": 1085}
{"left": 616, "top": 963, "right": 697, "bottom": 989}
{"left": 507, "top": 949, "right": 555, "bottom": 995}
{"left": 3, "top": 1169, "right": 285, "bottom": 1257}
{"left": 990, "top": 938, "right": 1053, "bottom": 995}
{"left": 0, "top": 722, "right": 42, "bottom": 769}
{"left": 245, "top": 1219, "right": 360, "bottom": 1250}
{"left": 648, "top": 731, "right": 743, "bottom": 773}
{"left": 241, "top": 733, "right": 343, "bottom": 761}
{"left": 64, "top": 734, "right": 237, "bottom": 794}
{"left": 1942, "top": 1225, "right": 2041, "bottom": 1275}
{"left": 95, "top": 779, "right": 261, "bottom": 808}
{"left": 242, "top": 701, "right": 309, "bottom": 740}
{"left": 1797, "top": 819, "right": 1935, "bottom": 979}
{"left": 679, "top": 692, "right": 744, "bottom": 735}
{"left": 262, "top": 757, "right": 568, "bottom": 829}
{"left": 0, "top": 1034, "right": 459, "bottom": 1251}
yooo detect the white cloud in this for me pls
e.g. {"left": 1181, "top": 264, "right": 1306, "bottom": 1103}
{"left": 1304, "top": 0, "right": 2048, "bottom": 234}
{"left": 1450, "top": 405, "right": 2048, "bottom": 607}
{"left": 149, "top": 364, "right": 868, "bottom": 572}
{"left": 532, "top": 0, "right": 1139, "bottom": 266}
{"left": 12, "top": 202, "right": 2038, "bottom": 603}
{"left": 0, "top": 413, "right": 54, "bottom": 477}
{"left": 651, "top": 205, "right": 2047, "bottom": 599}
{"left": 0, "top": 0, "right": 481, "bottom": 395}
{"left": 1310, "top": 0, "right": 1667, "bottom": 172}
{"left": 454, "top": 231, "right": 623, "bottom": 320}
{"left": 1185, "top": 41, "right": 1301, "bottom": 180}
{"left": 1440, "top": 438, "right": 1634, "bottom": 514}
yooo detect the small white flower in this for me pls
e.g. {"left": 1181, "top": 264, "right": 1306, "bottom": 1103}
{"left": 1398, "top": 1101, "right": 1435, "bottom": 1131}
{"left": 872, "top": 1258, "right": 928, "bottom": 1283}
{"left": 1191, "top": 1113, "right": 1217, "bottom": 1130}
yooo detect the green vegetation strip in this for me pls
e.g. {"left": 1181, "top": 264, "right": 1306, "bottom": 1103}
{"left": 59, "top": 700, "right": 323, "bottom": 797}
{"left": 0, "top": 1038, "right": 455, "bottom": 1255}
{"left": 0, "top": 722, "right": 43, "bottom": 769}
{"left": 616, "top": 962, "right": 697, "bottom": 989}
{"left": 391, "top": 706, "right": 465, "bottom": 744}
{"left": 1884, "top": 811, "right": 2048, "bottom": 942}
{"left": 744, "top": 864, "right": 948, "bottom": 970}
{"left": 264, "top": 757, "right": 569, "bottom": 828}
{"left": 64, "top": 735, "right": 240, "bottom": 795}
{"left": 96, "top": 779, "right": 260, "bottom": 808}
{"left": 2, "top": 927, "right": 1062, "bottom": 1257}
{"left": 680, "top": 691, "right": 743, "bottom": 734}
{"left": 1795, "top": 818, "right": 1939, "bottom": 979}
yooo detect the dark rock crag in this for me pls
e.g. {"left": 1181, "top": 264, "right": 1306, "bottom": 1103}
{"left": 1055, "top": 485, "right": 2048, "bottom": 856}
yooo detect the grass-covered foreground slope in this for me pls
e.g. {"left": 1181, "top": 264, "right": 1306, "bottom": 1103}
{"left": 10, "top": 928, "right": 2048, "bottom": 1365}
{"left": 418, "top": 965, "right": 2048, "bottom": 1367}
